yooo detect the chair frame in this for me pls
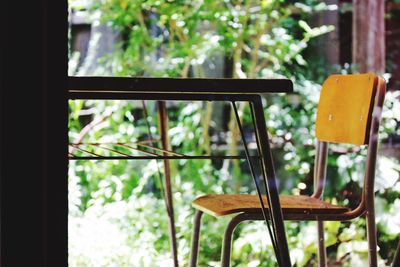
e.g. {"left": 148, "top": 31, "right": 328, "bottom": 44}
{"left": 190, "top": 75, "right": 386, "bottom": 267}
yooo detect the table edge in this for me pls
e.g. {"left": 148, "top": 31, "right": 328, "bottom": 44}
{"left": 67, "top": 76, "right": 293, "bottom": 94}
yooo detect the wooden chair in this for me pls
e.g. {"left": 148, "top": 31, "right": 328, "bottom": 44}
{"left": 189, "top": 73, "right": 386, "bottom": 267}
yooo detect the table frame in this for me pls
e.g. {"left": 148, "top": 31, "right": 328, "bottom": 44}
{"left": 68, "top": 76, "right": 293, "bottom": 266}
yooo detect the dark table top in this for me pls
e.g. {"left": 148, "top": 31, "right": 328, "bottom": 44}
{"left": 68, "top": 76, "right": 293, "bottom": 95}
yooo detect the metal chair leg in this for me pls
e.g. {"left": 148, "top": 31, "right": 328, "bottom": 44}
{"left": 391, "top": 239, "right": 400, "bottom": 267}
{"left": 221, "top": 213, "right": 258, "bottom": 267}
{"left": 190, "top": 210, "right": 204, "bottom": 267}
{"left": 317, "top": 220, "right": 327, "bottom": 267}
{"left": 366, "top": 210, "right": 378, "bottom": 267}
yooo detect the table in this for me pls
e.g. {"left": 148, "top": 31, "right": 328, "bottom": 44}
{"left": 68, "top": 76, "right": 293, "bottom": 266}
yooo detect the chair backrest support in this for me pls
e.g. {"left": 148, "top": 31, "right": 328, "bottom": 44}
{"left": 363, "top": 76, "right": 386, "bottom": 206}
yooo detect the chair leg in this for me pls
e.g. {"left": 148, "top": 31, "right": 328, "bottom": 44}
{"left": 317, "top": 220, "right": 327, "bottom": 267}
{"left": 366, "top": 210, "right": 378, "bottom": 267}
{"left": 221, "top": 213, "right": 254, "bottom": 267}
{"left": 391, "top": 238, "right": 400, "bottom": 267}
{"left": 190, "top": 210, "right": 204, "bottom": 267}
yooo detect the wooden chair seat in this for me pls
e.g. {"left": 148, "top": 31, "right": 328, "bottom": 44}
{"left": 192, "top": 194, "right": 349, "bottom": 217}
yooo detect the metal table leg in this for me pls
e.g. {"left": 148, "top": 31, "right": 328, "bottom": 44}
{"left": 250, "top": 96, "right": 292, "bottom": 266}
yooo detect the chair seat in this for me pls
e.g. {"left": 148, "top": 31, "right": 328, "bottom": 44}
{"left": 192, "top": 194, "right": 350, "bottom": 217}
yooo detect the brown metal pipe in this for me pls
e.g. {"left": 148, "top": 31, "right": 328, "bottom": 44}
{"left": 363, "top": 77, "right": 386, "bottom": 267}
{"left": 157, "top": 101, "right": 179, "bottom": 267}
{"left": 189, "top": 210, "right": 203, "bottom": 267}
{"left": 317, "top": 219, "right": 327, "bottom": 267}
{"left": 312, "top": 142, "right": 328, "bottom": 267}
{"left": 221, "top": 213, "right": 268, "bottom": 267}
{"left": 364, "top": 77, "right": 386, "bottom": 207}
{"left": 311, "top": 141, "right": 328, "bottom": 199}
{"left": 392, "top": 240, "right": 400, "bottom": 267}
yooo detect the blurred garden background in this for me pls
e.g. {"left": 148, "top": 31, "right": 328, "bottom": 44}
{"left": 67, "top": 0, "right": 400, "bottom": 266}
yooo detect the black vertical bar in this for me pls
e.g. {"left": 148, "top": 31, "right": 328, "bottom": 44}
{"left": 1, "top": 0, "right": 68, "bottom": 266}
{"left": 231, "top": 102, "right": 280, "bottom": 263}
{"left": 250, "top": 96, "right": 291, "bottom": 266}
{"left": 248, "top": 101, "right": 287, "bottom": 261}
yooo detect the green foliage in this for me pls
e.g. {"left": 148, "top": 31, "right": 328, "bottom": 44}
{"left": 74, "top": 0, "right": 334, "bottom": 79}
{"left": 68, "top": 0, "right": 400, "bottom": 266}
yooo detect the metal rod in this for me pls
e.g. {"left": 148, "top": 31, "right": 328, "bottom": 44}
{"left": 68, "top": 144, "right": 102, "bottom": 157}
{"left": 71, "top": 141, "right": 159, "bottom": 145}
{"left": 220, "top": 213, "right": 248, "bottom": 267}
{"left": 364, "top": 78, "right": 386, "bottom": 267}
{"left": 312, "top": 142, "right": 328, "bottom": 266}
{"left": 142, "top": 100, "right": 168, "bottom": 207}
{"left": 68, "top": 155, "right": 261, "bottom": 160}
{"left": 90, "top": 143, "right": 133, "bottom": 157}
{"left": 231, "top": 101, "right": 279, "bottom": 261}
{"left": 392, "top": 240, "right": 400, "bottom": 267}
{"left": 157, "top": 101, "right": 179, "bottom": 267}
{"left": 72, "top": 140, "right": 159, "bottom": 145}
{"left": 135, "top": 139, "right": 160, "bottom": 144}
{"left": 189, "top": 210, "right": 203, "bottom": 267}
{"left": 70, "top": 141, "right": 189, "bottom": 157}
{"left": 317, "top": 219, "right": 327, "bottom": 267}
{"left": 249, "top": 103, "right": 282, "bottom": 255}
{"left": 140, "top": 100, "right": 170, "bottom": 260}
{"left": 136, "top": 143, "right": 186, "bottom": 157}
{"left": 220, "top": 213, "right": 265, "bottom": 267}
{"left": 311, "top": 141, "right": 328, "bottom": 199}
{"left": 114, "top": 143, "right": 160, "bottom": 156}
{"left": 366, "top": 210, "right": 378, "bottom": 267}
{"left": 250, "top": 96, "right": 291, "bottom": 266}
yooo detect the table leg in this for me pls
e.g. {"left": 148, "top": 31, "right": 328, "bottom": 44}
{"left": 250, "top": 96, "right": 292, "bottom": 266}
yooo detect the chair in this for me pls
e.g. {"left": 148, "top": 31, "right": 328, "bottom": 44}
{"left": 189, "top": 73, "right": 386, "bottom": 267}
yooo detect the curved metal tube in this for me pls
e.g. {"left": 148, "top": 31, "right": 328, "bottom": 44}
{"left": 190, "top": 210, "right": 204, "bottom": 267}
{"left": 311, "top": 141, "right": 328, "bottom": 199}
{"left": 221, "top": 213, "right": 267, "bottom": 267}
{"left": 391, "top": 240, "right": 400, "bottom": 267}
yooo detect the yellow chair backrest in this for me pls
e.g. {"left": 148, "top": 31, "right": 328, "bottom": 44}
{"left": 315, "top": 73, "right": 377, "bottom": 145}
